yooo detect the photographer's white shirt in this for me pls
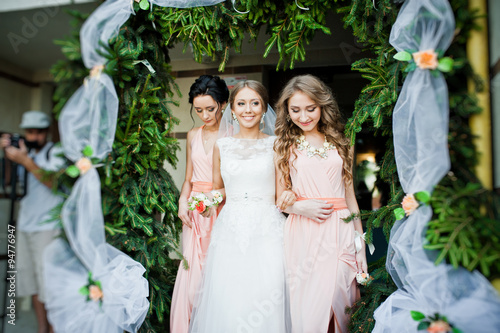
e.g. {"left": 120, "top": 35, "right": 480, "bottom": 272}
{"left": 17, "top": 142, "right": 64, "bottom": 232}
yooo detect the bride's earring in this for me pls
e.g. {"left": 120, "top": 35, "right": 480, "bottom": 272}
{"left": 232, "top": 112, "right": 239, "bottom": 124}
{"left": 260, "top": 112, "right": 266, "bottom": 124}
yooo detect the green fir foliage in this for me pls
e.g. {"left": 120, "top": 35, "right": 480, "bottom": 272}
{"left": 346, "top": 257, "right": 396, "bottom": 332}
{"left": 152, "top": 0, "right": 333, "bottom": 70}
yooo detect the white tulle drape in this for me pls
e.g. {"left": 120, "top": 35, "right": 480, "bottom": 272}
{"left": 372, "top": 0, "right": 500, "bottom": 332}
{"left": 44, "top": 71, "right": 150, "bottom": 333}
{"left": 43, "top": 0, "right": 225, "bottom": 332}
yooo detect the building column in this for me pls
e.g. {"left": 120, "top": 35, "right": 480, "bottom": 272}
{"left": 467, "top": 0, "right": 492, "bottom": 189}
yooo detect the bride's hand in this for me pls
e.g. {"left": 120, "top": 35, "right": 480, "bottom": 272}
{"left": 276, "top": 190, "right": 297, "bottom": 211}
{"left": 291, "top": 200, "right": 334, "bottom": 223}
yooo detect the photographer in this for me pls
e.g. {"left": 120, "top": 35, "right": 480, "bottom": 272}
{"left": 1, "top": 110, "right": 63, "bottom": 333}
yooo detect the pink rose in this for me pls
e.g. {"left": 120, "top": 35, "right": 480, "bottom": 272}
{"left": 413, "top": 49, "right": 439, "bottom": 70}
{"left": 427, "top": 320, "right": 451, "bottom": 333}
{"left": 402, "top": 193, "right": 419, "bottom": 216}
{"left": 76, "top": 157, "right": 92, "bottom": 175}
{"left": 89, "top": 285, "right": 103, "bottom": 302}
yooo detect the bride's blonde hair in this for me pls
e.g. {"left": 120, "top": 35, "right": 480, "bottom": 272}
{"left": 273, "top": 74, "right": 353, "bottom": 190}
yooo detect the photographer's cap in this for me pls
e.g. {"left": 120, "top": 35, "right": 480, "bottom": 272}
{"left": 19, "top": 111, "right": 51, "bottom": 129}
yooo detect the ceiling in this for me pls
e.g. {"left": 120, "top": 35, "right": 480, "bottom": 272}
{"left": 0, "top": 1, "right": 360, "bottom": 78}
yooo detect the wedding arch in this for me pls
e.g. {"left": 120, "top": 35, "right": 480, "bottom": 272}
{"left": 49, "top": 0, "right": 500, "bottom": 332}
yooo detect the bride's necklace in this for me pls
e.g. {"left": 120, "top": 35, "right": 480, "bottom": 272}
{"left": 296, "top": 135, "right": 335, "bottom": 159}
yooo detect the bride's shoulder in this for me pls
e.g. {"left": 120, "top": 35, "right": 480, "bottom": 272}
{"left": 215, "top": 136, "right": 234, "bottom": 151}
{"left": 264, "top": 135, "right": 277, "bottom": 144}
{"left": 216, "top": 136, "right": 233, "bottom": 144}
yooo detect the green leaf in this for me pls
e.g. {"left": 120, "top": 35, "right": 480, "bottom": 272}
{"left": 452, "top": 328, "right": 463, "bottom": 333}
{"left": 66, "top": 165, "right": 80, "bottom": 178}
{"left": 437, "top": 57, "right": 454, "bottom": 72}
{"left": 394, "top": 208, "right": 405, "bottom": 220}
{"left": 430, "top": 69, "right": 440, "bottom": 78}
{"left": 82, "top": 145, "right": 93, "bottom": 157}
{"left": 410, "top": 310, "right": 426, "bottom": 321}
{"left": 393, "top": 51, "right": 412, "bottom": 62}
{"left": 417, "top": 321, "right": 431, "bottom": 330}
{"left": 79, "top": 286, "right": 89, "bottom": 296}
{"left": 139, "top": 0, "right": 149, "bottom": 10}
{"left": 415, "top": 191, "right": 431, "bottom": 204}
{"left": 405, "top": 62, "right": 417, "bottom": 72}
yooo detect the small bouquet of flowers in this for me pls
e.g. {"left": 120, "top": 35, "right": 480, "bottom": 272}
{"left": 212, "top": 191, "right": 223, "bottom": 206}
{"left": 188, "top": 191, "right": 223, "bottom": 214}
{"left": 356, "top": 272, "right": 373, "bottom": 286}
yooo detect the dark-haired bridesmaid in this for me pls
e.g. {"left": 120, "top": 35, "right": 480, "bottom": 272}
{"left": 170, "top": 75, "right": 229, "bottom": 333}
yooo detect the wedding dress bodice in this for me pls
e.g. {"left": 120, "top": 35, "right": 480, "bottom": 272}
{"left": 218, "top": 136, "right": 276, "bottom": 204}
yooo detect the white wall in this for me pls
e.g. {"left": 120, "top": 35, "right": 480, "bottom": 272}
{"left": 0, "top": 0, "right": 96, "bottom": 13}
{"left": 0, "top": 77, "right": 33, "bottom": 133}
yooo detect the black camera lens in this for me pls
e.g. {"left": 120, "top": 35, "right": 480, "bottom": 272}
{"left": 10, "top": 134, "right": 21, "bottom": 148}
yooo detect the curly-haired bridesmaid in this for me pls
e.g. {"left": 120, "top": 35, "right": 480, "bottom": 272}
{"left": 274, "top": 74, "right": 367, "bottom": 333}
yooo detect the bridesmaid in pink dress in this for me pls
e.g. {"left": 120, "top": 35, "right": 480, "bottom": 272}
{"left": 170, "top": 75, "right": 229, "bottom": 333}
{"left": 274, "top": 75, "right": 368, "bottom": 333}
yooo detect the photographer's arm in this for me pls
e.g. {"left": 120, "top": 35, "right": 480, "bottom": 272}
{"left": 4, "top": 140, "right": 53, "bottom": 189}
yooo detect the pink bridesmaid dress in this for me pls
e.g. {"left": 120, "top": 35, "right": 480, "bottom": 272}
{"left": 285, "top": 147, "right": 359, "bottom": 333}
{"left": 170, "top": 126, "right": 216, "bottom": 333}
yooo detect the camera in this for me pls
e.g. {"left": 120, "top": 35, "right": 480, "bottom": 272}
{"left": 7, "top": 133, "right": 39, "bottom": 150}
{"left": 9, "top": 133, "right": 23, "bottom": 148}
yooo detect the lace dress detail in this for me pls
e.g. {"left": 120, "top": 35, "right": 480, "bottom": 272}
{"left": 189, "top": 136, "right": 290, "bottom": 333}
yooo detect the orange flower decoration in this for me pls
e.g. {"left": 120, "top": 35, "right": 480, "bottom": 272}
{"left": 76, "top": 157, "right": 92, "bottom": 175}
{"left": 427, "top": 320, "right": 452, "bottom": 333}
{"left": 89, "top": 64, "right": 105, "bottom": 78}
{"left": 413, "top": 49, "right": 439, "bottom": 70}
{"left": 401, "top": 193, "right": 419, "bottom": 216}
{"left": 89, "top": 284, "right": 103, "bottom": 302}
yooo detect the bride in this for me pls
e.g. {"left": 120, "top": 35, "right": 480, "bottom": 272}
{"left": 189, "top": 80, "right": 291, "bottom": 332}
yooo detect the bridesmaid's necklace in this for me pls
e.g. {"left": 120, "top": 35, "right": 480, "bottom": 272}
{"left": 202, "top": 126, "right": 217, "bottom": 146}
{"left": 296, "top": 135, "right": 335, "bottom": 159}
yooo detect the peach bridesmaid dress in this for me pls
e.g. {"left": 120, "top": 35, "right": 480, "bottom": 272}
{"left": 170, "top": 126, "right": 216, "bottom": 333}
{"left": 285, "top": 147, "right": 359, "bottom": 333}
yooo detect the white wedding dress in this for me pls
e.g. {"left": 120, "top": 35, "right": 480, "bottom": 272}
{"left": 189, "top": 136, "right": 290, "bottom": 333}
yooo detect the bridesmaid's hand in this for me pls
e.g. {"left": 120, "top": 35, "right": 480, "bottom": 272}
{"left": 356, "top": 250, "right": 368, "bottom": 273}
{"left": 291, "top": 200, "right": 334, "bottom": 223}
{"left": 200, "top": 206, "right": 216, "bottom": 218}
{"left": 276, "top": 190, "right": 297, "bottom": 211}
{"left": 178, "top": 199, "right": 193, "bottom": 228}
